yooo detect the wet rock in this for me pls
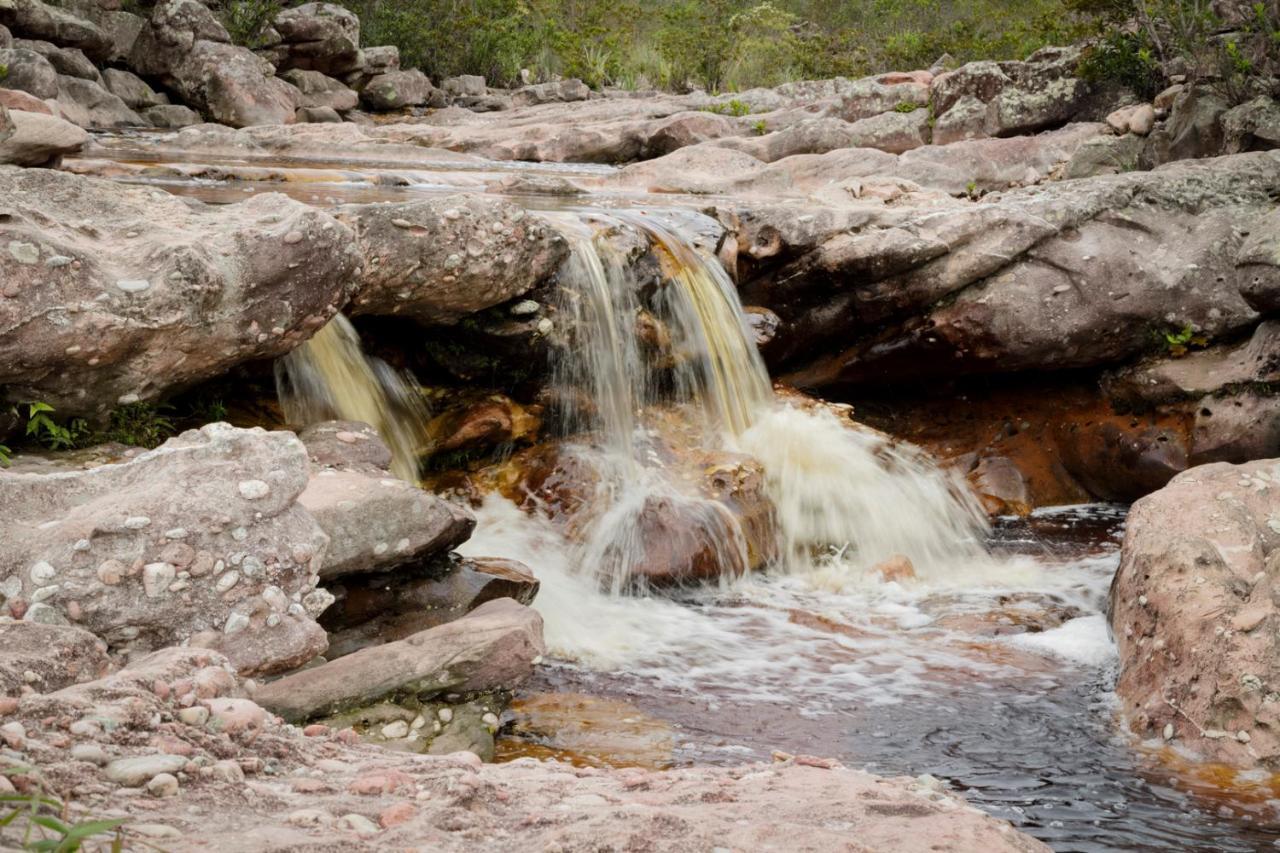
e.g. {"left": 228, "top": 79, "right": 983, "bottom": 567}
{"left": 0, "top": 108, "right": 85, "bottom": 164}
{"left": 359, "top": 69, "right": 437, "bottom": 111}
{"left": 0, "top": 623, "right": 110, "bottom": 696}
{"left": 1111, "top": 458, "right": 1280, "bottom": 769}
{"left": 279, "top": 68, "right": 357, "bottom": 112}
{"left": 0, "top": 424, "right": 330, "bottom": 675}
{"left": 254, "top": 598, "right": 545, "bottom": 722}
{"left": 0, "top": 46, "right": 58, "bottom": 99}
{"left": 323, "top": 556, "right": 539, "bottom": 657}
{"left": 0, "top": 167, "right": 360, "bottom": 413}
{"left": 341, "top": 195, "right": 568, "bottom": 325}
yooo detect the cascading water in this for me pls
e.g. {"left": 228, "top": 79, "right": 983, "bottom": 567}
{"left": 275, "top": 313, "right": 427, "bottom": 481}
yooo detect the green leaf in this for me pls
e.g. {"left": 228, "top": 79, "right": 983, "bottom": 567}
{"left": 27, "top": 402, "right": 54, "bottom": 416}
{"left": 30, "top": 814, "right": 70, "bottom": 834}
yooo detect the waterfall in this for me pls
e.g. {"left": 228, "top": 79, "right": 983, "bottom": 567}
{"left": 274, "top": 209, "right": 988, "bottom": 593}
{"left": 275, "top": 314, "right": 427, "bottom": 481}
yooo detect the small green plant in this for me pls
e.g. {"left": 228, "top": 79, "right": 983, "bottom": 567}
{"left": 23, "top": 403, "right": 89, "bottom": 452}
{"left": 1, "top": 766, "right": 125, "bottom": 851}
{"left": 0, "top": 444, "right": 10, "bottom": 468}
{"left": 894, "top": 101, "right": 922, "bottom": 113}
{"left": 752, "top": 119, "right": 768, "bottom": 135}
{"left": 221, "top": 0, "right": 284, "bottom": 49}
{"left": 1077, "top": 29, "right": 1164, "bottom": 100}
{"left": 703, "top": 98, "right": 752, "bottom": 117}
{"left": 1160, "top": 323, "right": 1207, "bottom": 357}
{"left": 964, "top": 179, "right": 979, "bottom": 198}
{"left": 100, "top": 403, "right": 175, "bottom": 449}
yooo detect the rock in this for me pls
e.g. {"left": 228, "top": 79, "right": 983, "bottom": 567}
{"left": 254, "top": 598, "right": 545, "bottom": 722}
{"left": 295, "top": 105, "right": 340, "bottom": 123}
{"left": 147, "top": 773, "right": 179, "bottom": 797}
{"left": 0, "top": 623, "right": 110, "bottom": 695}
{"left": 143, "top": 103, "right": 201, "bottom": 128}
{"left": 0, "top": 0, "right": 112, "bottom": 62}
{"left": 1064, "top": 132, "right": 1144, "bottom": 178}
{"left": 171, "top": 41, "right": 299, "bottom": 128}
{"left": 13, "top": 39, "right": 98, "bottom": 81}
{"left": 0, "top": 108, "right": 85, "bottom": 164}
{"left": 930, "top": 48, "right": 1090, "bottom": 143}
{"left": 102, "top": 68, "right": 166, "bottom": 110}
{"left": 1164, "top": 86, "right": 1228, "bottom": 161}
{"left": 272, "top": 2, "right": 360, "bottom": 76}
{"left": 773, "top": 151, "right": 1280, "bottom": 390}
{"left": 297, "top": 421, "right": 393, "bottom": 471}
{"left": 323, "top": 556, "right": 539, "bottom": 657}
{"left": 1111, "top": 458, "right": 1280, "bottom": 769}
{"left": 298, "top": 468, "right": 474, "bottom": 581}
{"left": 0, "top": 87, "right": 51, "bottom": 114}
{"left": 833, "top": 77, "right": 929, "bottom": 122}
{"left": 1105, "top": 103, "right": 1155, "bottom": 136}
{"left": 105, "top": 754, "right": 189, "bottom": 786}
{"left": 443, "top": 74, "right": 485, "bottom": 97}
{"left": 871, "top": 553, "right": 915, "bottom": 583}
{"left": 55, "top": 74, "right": 143, "bottom": 128}
{"left": 341, "top": 195, "right": 568, "bottom": 325}
{"left": 1222, "top": 96, "right": 1280, "bottom": 154}
{"left": 0, "top": 23, "right": 9, "bottom": 49}
{"left": 128, "top": 0, "right": 228, "bottom": 79}
{"left": 0, "top": 47, "right": 58, "bottom": 99}
{"left": 0, "top": 167, "right": 360, "bottom": 413}
{"left": 0, "top": 425, "right": 330, "bottom": 676}
{"left": 511, "top": 78, "right": 590, "bottom": 107}
{"left": 279, "top": 68, "right": 357, "bottom": 112}
{"left": 359, "top": 69, "right": 436, "bottom": 111}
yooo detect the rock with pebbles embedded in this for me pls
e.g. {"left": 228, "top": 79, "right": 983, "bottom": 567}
{"left": 255, "top": 598, "right": 544, "bottom": 722}
{"left": 341, "top": 195, "right": 568, "bottom": 325}
{"left": 1111, "top": 458, "right": 1280, "bottom": 769}
{"left": 0, "top": 424, "right": 330, "bottom": 676}
{"left": 0, "top": 622, "right": 110, "bottom": 696}
{"left": 0, "top": 167, "right": 360, "bottom": 414}
{"left": 297, "top": 431, "right": 475, "bottom": 580}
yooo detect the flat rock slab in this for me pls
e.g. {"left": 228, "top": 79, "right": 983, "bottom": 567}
{"left": 254, "top": 597, "right": 544, "bottom": 722}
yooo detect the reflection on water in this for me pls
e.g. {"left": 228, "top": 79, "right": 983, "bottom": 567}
{"left": 485, "top": 505, "right": 1280, "bottom": 852}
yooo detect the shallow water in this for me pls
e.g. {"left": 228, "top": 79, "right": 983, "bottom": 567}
{"left": 475, "top": 504, "right": 1280, "bottom": 852}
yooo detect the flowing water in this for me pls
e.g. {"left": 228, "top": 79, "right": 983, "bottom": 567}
{"left": 76, "top": 136, "right": 1280, "bottom": 850}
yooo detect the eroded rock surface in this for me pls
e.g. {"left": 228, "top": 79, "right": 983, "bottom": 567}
{"left": 1111, "top": 459, "right": 1280, "bottom": 769}
{"left": 0, "top": 424, "right": 331, "bottom": 676}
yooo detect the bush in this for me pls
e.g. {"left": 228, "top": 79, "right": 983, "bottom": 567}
{"left": 1078, "top": 29, "right": 1164, "bottom": 98}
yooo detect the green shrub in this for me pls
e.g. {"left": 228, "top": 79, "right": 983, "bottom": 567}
{"left": 220, "top": 0, "right": 284, "bottom": 49}
{"left": 100, "top": 403, "right": 176, "bottom": 449}
{"left": 1078, "top": 29, "right": 1164, "bottom": 99}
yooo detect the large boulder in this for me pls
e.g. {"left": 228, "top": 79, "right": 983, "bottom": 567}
{"left": 0, "top": 167, "right": 361, "bottom": 413}
{"left": 1111, "top": 458, "right": 1280, "bottom": 769}
{"left": 0, "top": 424, "right": 332, "bottom": 676}
{"left": 0, "top": 46, "right": 58, "bottom": 99}
{"left": 12, "top": 38, "right": 99, "bottom": 81}
{"left": 143, "top": 102, "right": 200, "bottom": 127}
{"left": 170, "top": 40, "right": 299, "bottom": 127}
{"left": 0, "top": 0, "right": 111, "bottom": 62}
{"left": 930, "top": 47, "right": 1091, "bottom": 143}
{"left": 341, "top": 195, "right": 569, "bottom": 325}
{"left": 769, "top": 151, "right": 1280, "bottom": 389}
{"left": 0, "top": 107, "right": 85, "bottom": 164}
{"left": 128, "top": 0, "right": 229, "bottom": 78}
{"left": 253, "top": 597, "right": 545, "bottom": 722}
{"left": 271, "top": 2, "right": 360, "bottom": 76}
{"left": 1222, "top": 95, "right": 1280, "bottom": 154}
{"left": 359, "top": 68, "right": 437, "bottom": 111}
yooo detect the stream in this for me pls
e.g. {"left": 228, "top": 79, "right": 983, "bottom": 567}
{"left": 68, "top": 131, "right": 1280, "bottom": 852}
